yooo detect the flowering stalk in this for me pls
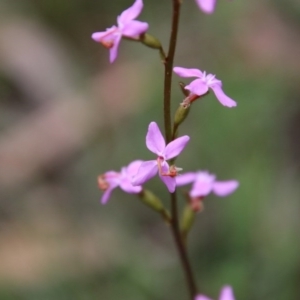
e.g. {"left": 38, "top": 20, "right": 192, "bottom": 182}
{"left": 163, "top": 0, "right": 198, "bottom": 298}
{"left": 164, "top": 0, "right": 181, "bottom": 144}
{"left": 94, "top": 0, "right": 239, "bottom": 299}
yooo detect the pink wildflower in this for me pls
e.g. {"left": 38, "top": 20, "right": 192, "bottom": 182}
{"left": 98, "top": 160, "right": 143, "bottom": 204}
{"left": 92, "top": 0, "right": 148, "bottom": 63}
{"left": 196, "top": 285, "right": 235, "bottom": 300}
{"left": 195, "top": 0, "right": 217, "bottom": 14}
{"left": 176, "top": 170, "right": 239, "bottom": 198}
{"left": 132, "top": 122, "right": 190, "bottom": 193}
{"left": 173, "top": 66, "right": 237, "bottom": 107}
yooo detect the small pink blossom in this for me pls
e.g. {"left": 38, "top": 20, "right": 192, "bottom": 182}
{"left": 132, "top": 122, "right": 190, "bottom": 193}
{"left": 173, "top": 66, "right": 237, "bottom": 108}
{"left": 196, "top": 286, "right": 235, "bottom": 300}
{"left": 98, "top": 160, "right": 143, "bottom": 204}
{"left": 195, "top": 0, "right": 217, "bottom": 14}
{"left": 176, "top": 170, "right": 239, "bottom": 198}
{"left": 92, "top": 0, "right": 148, "bottom": 63}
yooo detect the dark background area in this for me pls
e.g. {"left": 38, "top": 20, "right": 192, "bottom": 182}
{"left": 0, "top": 0, "right": 300, "bottom": 299}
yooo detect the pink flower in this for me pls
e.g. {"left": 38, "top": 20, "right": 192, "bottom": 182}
{"left": 196, "top": 285, "right": 235, "bottom": 300}
{"left": 176, "top": 170, "right": 239, "bottom": 198}
{"left": 92, "top": 0, "right": 148, "bottom": 63}
{"left": 132, "top": 122, "right": 190, "bottom": 193}
{"left": 98, "top": 160, "right": 143, "bottom": 204}
{"left": 173, "top": 67, "right": 237, "bottom": 108}
{"left": 195, "top": 0, "right": 217, "bottom": 14}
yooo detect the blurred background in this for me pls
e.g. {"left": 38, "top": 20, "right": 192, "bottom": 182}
{"left": 0, "top": 0, "right": 300, "bottom": 299}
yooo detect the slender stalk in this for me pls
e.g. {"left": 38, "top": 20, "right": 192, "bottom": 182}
{"left": 163, "top": 0, "right": 198, "bottom": 299}
{"left": 164, "top": 0, "right": 181, "bottom": 144}
{"left": 170, "top": 192, "right": 198, "bottom": 299}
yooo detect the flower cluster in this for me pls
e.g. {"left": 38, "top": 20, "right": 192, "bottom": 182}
{"left": 98, "top": 160, "right": 143, "bottom": 204}
{"left": 94, "top": 0, "right": 238, "bottom": 298}
{"left": 92, "top": 0, "right": 148, "bottom": 62}
{"left": 98, "top": 121, "right": 238, "bottom": 205}
{"left": 177, "top": 171, "right": 239, "bottom": 198}
{"left": 173, "top": 67, "right": 237, "bottom": 108}
{"left": 94, "top": 0, "right": 239, "bottom": 212}
{"left": 132, "top": 122, "right": 189, "bottom": 193}
{"left": 92, "top": 0, "right": 224, "bottom": 62}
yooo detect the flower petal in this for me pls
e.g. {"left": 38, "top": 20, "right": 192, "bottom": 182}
{"left": 131, "top": 160, "right": 157, "bottom": 186}
{"left": 102, "top": 171, "right": 121, "bottom": 187}
{"left": 190, "top": 181, "right": 213, "bottom": 197}
{"left": 176, "top": 172, "right": 197, "bottom": 186}
{"left": 212, "top": 180, "right": 239, "bottom": 197}
{"left": 118, "top": 0, "right": 143, "bottom": 24}
{"left": 185, "top": 79, "right": 209, "bottom": 96}
{"left": 120, "top": 177, "right": 142, "bottom": 193}
{"left": 164, "top": 135, "right": 190, "bottom": 160}
{"left": 190, "top": 172, "right": 215, "bottom": 197}
{"left": 160, "top": 175, "right": 176, "bottom": 193}
{"left": 173, "top": 67, "right": 203, "bottom": 78}
{"left": 119, "top": 160, "right": 143, "bottom": 193}
{"left": 121, "top": 20, "right": 148, "bottom": 37}
{"left": 109, "top": 34, "right": 122, "bottom": 63}
{"left": 101, "top": 188, "right": 114, "bottom": 204}
{"left": 146, "top": 122, "right": 166, "bottom": 155}
{"left": 126, "top": 160, "right": 144, "bottom": 176}
{"left": 195, "top": 296, "right": 212, "bottom": 300}
{"left": 92, "top": 26, "right": 118, "bottom": 42}
{"left": 196, "top": 0, "right": 217, "bottom": 14}
{"left": 159, "top": 161, "right": 176, "bottom": 193}
{"left": 219, "top": 286, "right": 235, "bottom": 300}
{"left": 91, "top": 31, "right": 109, "bottom": 42}
{"left": 210, "top": 83, "right": 237, "bottom": 107}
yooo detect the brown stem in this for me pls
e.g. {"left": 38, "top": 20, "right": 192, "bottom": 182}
{"left": 163, "top": 0, "right": 199, "bottom": 299}
{"left": 170, "top": 192, "right": 198, "bottom": 299}
{"left": 164, "top": 0, "right": 181, "bottom": 144}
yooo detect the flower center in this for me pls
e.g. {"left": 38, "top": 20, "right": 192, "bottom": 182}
{"left": 156, "top": 157, "right": 164, "bottom": 175}
{"left": 98, "top": 175, "right": 109, "bottom": 191}
{"left": 156, "top": 157, "right": 182, "bottom": 178}
{"left": 101, "top": 40, "right": 114, "bottom": 49}
{"left": 99, "top": 27, "right": 120, "bottom": 49}
{"left": 166, "top": 165, "right": 182, "bottom": 177}
{"left": 202, "top": 72, "right": 219, "bottom": 86}
{"left": 98, "top": 173, "right": 120, "bottom": 191}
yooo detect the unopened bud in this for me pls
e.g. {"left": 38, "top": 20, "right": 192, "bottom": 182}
{"left": 181, "top": 204, "right": 196, "bottom": 239}
{"left": 181, "top": 196, "right": 205, "bottom": 240}
{"left": 174, "top": 104, "right": 190, "bottom": 126}
{"left": 139, "top": 33, "right": 166, "bottom": 62}
{"left": 138, "top": 189, "right": 171, "bottom": 223}
{"left": 172, "top": 104, "right": 190, "bottom": 139}
{"left": 140, "top": 33, "right": 162, "bottom": 49}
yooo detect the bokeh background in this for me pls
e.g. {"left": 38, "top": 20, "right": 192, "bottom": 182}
{"left": 0, "top": 0, "right": 300, "bottom": 299}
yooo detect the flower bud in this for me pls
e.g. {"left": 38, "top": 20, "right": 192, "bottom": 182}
{"left": 139, "top": 33, "right": 166, "bottom": 61}
{"left": 138, "top": 189, "right": 171, "bottom": 223}
{"left": 172, "top": 104, "right": 190, "bottom": 139}
{"left": 174, "top": 104, "right": 190, "bottom": 126}
{"left": 140, "top": 33, "right": 162, "bottom": 49}
{"left": 181, "top": 204, "right": 196, "bottom": 239}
